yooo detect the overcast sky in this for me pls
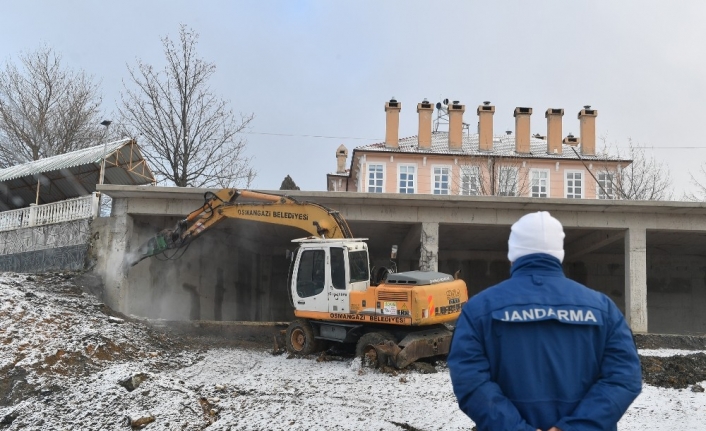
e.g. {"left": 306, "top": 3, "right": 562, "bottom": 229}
{"left": 2, "top": 1, "right": 705, "bottom": 196}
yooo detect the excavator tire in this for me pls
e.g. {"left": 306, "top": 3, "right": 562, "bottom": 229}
{"left": 356, "top": 331, "right": 395, "bottom": 368}
{"left": 285, "top": 319, "right": 322, "bottom": 356}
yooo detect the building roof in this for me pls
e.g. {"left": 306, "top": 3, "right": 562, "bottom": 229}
{"left": 0, "top": 139, "right": 155, "bottom": 210}
{"left": 354, "top": 131, "right": 630, "bottom": 162}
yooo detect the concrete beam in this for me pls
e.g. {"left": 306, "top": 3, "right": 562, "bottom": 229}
{"left": 625, "top": 227, "right": 648, "bottom": 332}
{"left": 565, "top": 230, "right": 625, "bottom": 261}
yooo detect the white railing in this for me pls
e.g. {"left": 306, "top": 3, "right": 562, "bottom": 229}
{"left": 0, "top": 193, "right": 100, "bottom": 232}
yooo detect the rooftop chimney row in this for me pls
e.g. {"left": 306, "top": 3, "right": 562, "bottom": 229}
{"left": 382, "top": 99, "right": 597, "bottom": 155}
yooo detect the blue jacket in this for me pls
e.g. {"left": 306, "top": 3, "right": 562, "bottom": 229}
{"left": 448, "top": 254, "right": 642, "bottom": 431}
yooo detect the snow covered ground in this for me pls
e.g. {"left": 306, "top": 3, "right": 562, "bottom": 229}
{"left": 1, "top": 272, "right": 705, "bottom": 430}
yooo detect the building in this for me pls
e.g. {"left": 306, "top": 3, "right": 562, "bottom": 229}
{"left": 328, "top": 99, "right": 631, "bottom": 199}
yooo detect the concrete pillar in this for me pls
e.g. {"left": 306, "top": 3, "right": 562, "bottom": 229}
{"left": 624, "top": 227, "right": 647, "bottom": 332}
{"left": 100, "top": 197, "right": 133, "bottom": 314}
{"left": 420, "top": 222, "right": 439, "bottom": 272}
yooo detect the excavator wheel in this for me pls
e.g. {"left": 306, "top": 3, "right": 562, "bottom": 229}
{"left": 356, "top": 331, "right": 395, "bottom": 368}
{"left": 285, "top": 319, "right": 322, "bottom": 356}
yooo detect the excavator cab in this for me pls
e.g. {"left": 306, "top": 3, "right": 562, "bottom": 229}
{"left": 288, "top": 238, "right": 370, "bottom": 315}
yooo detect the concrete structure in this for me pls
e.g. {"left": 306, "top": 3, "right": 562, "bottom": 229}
{"left": 95, "top": 184, "right": 706, "bottom": 336}
{"left": 327, "top": 99, "right": 627, "bottom": 200}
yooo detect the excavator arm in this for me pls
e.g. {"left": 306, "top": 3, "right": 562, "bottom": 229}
{"left": 127, "top": 188, "right": 353, "bottom": 267}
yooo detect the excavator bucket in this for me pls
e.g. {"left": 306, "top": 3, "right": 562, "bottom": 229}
{"left": 371, "top": 327, "right": 454, "bottom": 369}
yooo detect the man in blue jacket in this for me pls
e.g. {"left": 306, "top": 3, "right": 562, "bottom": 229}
{"left": 448, "top": 211, "right": 642, "bottom": 431}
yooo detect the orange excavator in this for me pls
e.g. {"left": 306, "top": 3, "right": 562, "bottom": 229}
{"left": 130, "top": 188, "right": 468, "bottom": 368}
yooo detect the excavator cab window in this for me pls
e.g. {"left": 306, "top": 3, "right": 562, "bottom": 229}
{"left": 349, "top": 250, "right": 370, "bottom": 283}
{"left": 330, "top": 247, "right": 346, "bottom": 289}
{"left": 296, "top": 249, "right": 326, "bottom": 298}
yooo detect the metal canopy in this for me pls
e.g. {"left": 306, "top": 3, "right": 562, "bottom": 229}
{"left": 0, "top": 139, "right": 155, "bottom": 210}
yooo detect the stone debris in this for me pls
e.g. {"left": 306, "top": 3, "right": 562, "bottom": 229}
{"left": 126, "top": 411, "right": 155, "bottom": 427}
{"left": 118, "top": 373, "right": 149, "bottom": 392}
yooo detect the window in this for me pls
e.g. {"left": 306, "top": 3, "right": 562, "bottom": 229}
{"left": 398, "top": 165, "right": 416, "bottom": 194}
{"left": 460, "top": 166, "right": 480, "bottom": 196}
{"left": 597, "top": 172, "right": 614, "bottom": 199}
{"left": 565, "top": 171, "right": 583, "bottom": 199}
{"left": 296, "top": 249, "right": 325, "bottom": 298}
{"left": 433, "top": 166, "right": 451, "bottom": 195}
{"left": 348, "top": 250, "right": 370, "bottom": 283}
{"left": 330, "top": 248, "right": 346, "bottom": 289}
{"left": 367, "top": 163, "right": 384, "bottom": 193}
{"left": 498, "top": 167, "right": 518, "bottom": 196}
{"left": 530, "top": 169, "right": 549, "bottom": 198}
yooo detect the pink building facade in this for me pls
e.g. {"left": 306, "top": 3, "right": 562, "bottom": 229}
{"left": 328, "top": 100, "right": 630, "bottom": 199}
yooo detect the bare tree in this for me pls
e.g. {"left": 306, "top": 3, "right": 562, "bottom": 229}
{"left": 685, "top": 164, "right": 706, "bottom": 201}
{"left": 591, "top": 137, "right": 672, "bottom": 201}
{"left": 455, "top": 156, "right": 530, "bottom": 197}
{"left": 120, "top": 25, "right": 255, "bottom": 188}
{"left": 0, "top": 46, "right": 104, "bottom": 168}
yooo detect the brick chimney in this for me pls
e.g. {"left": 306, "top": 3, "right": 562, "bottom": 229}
{"left": 514, "top": 107, "right": 532, "bottom": 153}
{"left": 417, "top": 99, "right": 433, "bottom": 149}
{"left": 448, "top": 100, "right": 465, "bottom": 150}
{"left": 385, "top": 98, "right": 401, "bottom": 148}
{"left": 545, "top": 108, "right": 564, "bottom": 155}
{"left": 336, "top": 144, "right": 348, "bottom": 174}
{"left": 477, "top": 101, "right": 495, "bottom": 151}
{"left": 578, "top": 106, "right": 597, "bottom": 156}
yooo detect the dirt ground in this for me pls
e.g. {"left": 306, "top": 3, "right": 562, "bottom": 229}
{"left": 1, "top": 271, "right": 706, "bottom": 430}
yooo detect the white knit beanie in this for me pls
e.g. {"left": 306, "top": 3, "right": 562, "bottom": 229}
{"left": 507, "top": 211, "right": 565, "bottom": 263}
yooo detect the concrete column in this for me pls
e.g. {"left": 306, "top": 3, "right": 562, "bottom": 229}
{"left": 624, "top": 227, "right": 647, "bottom": 332}
{"left": 420, "top": 222, "right": 439, "bottom": 272}
{"left": 92, "top": 197, "right": 134, "bottom": 314}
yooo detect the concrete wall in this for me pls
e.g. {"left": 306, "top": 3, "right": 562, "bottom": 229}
{"left": 0, "top": 219, "right": 92, "bottom": 273}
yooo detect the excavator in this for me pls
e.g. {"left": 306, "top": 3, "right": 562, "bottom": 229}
{"left": 128, "top": 188, "right": 468, "bottom": 369}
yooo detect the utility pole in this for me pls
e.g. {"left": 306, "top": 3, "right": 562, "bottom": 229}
{"left": 99, "top": 120, "right": 112, "bottom": 185}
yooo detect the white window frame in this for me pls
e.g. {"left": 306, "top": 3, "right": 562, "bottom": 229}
{"left": 529, "top": 169, "right": 550, "bottom": 198}
{"left": 565, "top": 170, "right": 584, "bottom": 199}
{"left": 366, "top": 163, "right": 385, "bottom": 193}
{"left": 460, "top": 166, "right": 480, "bottom": 196}
{"left": 398, "top": 163, "right": 417, "bottom": 194}
{"left": 596, "top": 171, "right": 615, "bottom": 200}
{"left": 498, "top": 166, "right": 518, "bottom": 197}
{"left": 432, "top": 165, "right": 452, "bottom": 195}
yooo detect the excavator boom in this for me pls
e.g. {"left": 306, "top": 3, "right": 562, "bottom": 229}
{"left": 128, "top": 188, "right": 352, "bottom": 266}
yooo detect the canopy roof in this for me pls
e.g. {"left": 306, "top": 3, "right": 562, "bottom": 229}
{"left": 0, "top": 139, "right": 154, "bottom": 210}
